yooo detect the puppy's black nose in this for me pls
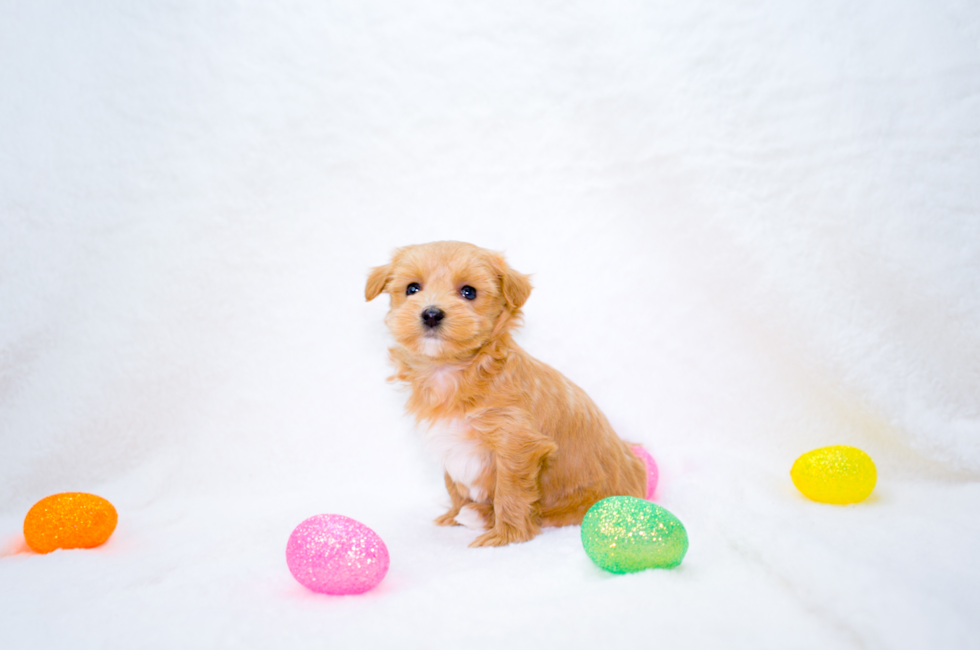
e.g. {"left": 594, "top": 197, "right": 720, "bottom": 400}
{"left": 421, "top": 306, "right": 445, "bottom": 329}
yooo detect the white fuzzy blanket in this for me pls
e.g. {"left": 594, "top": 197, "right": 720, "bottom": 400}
{"left": 1, "top": 1, "right": 978, "bottom": 648}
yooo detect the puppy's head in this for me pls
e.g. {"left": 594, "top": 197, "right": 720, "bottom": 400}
{"left": 365, "top": 241, "right": 531, "bottom": 360}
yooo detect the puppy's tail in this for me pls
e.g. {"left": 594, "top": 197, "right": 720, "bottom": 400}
{"left": 630, "top": 445, "right": 659, "bottom": 500}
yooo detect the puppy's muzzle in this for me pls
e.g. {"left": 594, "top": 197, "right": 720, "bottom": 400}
{"left": 421, "top": 306, "right": 445, "bottom": 329}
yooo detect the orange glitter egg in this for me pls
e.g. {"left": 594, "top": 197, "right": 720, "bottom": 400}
{"left": 23, "top": 493, "right": 118, "bottom": 554}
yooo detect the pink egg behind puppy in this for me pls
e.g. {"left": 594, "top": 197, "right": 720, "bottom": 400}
{"left": 286, "top": 514, "right": 389, "bottom": 595}
{"left": 631, "top": 446, "right": 659, "bottom": 499}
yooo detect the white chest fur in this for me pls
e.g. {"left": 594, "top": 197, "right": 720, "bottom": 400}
{"left": 419, "top": 418, "right": 489, "bottom": 502}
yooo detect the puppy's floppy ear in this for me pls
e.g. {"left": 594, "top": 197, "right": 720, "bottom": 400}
{"left": 365, "top": 264, "right": 391, "bottom": 301}
{"left": 493, "top": 255, "right": 532, "bottom": 309}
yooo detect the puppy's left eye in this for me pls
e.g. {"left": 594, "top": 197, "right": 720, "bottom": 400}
{"left": 460, "top": 285, "right": 477, "bottom": 300}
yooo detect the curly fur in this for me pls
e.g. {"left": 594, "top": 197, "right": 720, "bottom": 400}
{"left": 366, "top": 241, "right": 646, "bottom": 547}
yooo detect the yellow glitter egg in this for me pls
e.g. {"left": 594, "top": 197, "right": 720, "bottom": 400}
{"left": 791, "top": 446, "right": 877, "bottom": 504}
{"left": 23, "top": 493, "right": 118, "bottom": 554}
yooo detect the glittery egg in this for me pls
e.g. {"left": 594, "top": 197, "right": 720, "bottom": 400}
{"left": 286, "top": 514, "right": 389, "bottom": 595}
{"left": 23, "top": 493, "right": 118, "bottom": 554}
{"left": 791, "top": 445, "right": 877, "bottom": 504}
{"left": 630, "top": 445, "right": 659, "bottom": 499}
{"left": 581, "top": 496, "right": 688, "bottom": 573}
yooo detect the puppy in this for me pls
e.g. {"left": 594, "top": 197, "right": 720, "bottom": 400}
{"left": 366, "top": 241, "right": 647, "bottom": 547}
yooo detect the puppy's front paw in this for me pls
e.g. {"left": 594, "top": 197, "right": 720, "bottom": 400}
{"left": 454, "top": 504, "right": 488, "bottom": 531}
{"left": 469, "top": 523, "right": 534, "bottom": 548}
{"left": 434, "top": 511, "right": 461, "bottom": 527}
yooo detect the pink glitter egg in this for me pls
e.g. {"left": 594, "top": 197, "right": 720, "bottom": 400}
{"left": 285, "top": 514, "right": 389, "bottom": 595}
{"left": 631, "top": 445, "right": 659, "bottom": 500}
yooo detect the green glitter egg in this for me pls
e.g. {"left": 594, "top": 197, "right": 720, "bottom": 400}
{"left": 581, "top": 496, "right": 689, "bottom": 573}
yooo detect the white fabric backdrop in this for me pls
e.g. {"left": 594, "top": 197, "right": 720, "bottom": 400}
{"left": 2, "top": 1, "right": 978, "bottom": 648}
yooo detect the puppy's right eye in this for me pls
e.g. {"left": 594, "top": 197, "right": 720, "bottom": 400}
{"left": 406, "top": 283, "right": 421, "bottom": 296}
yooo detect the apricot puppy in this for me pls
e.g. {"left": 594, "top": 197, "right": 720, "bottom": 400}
{"left": 366, "top": 241, "right": 647, "bottom": 547}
